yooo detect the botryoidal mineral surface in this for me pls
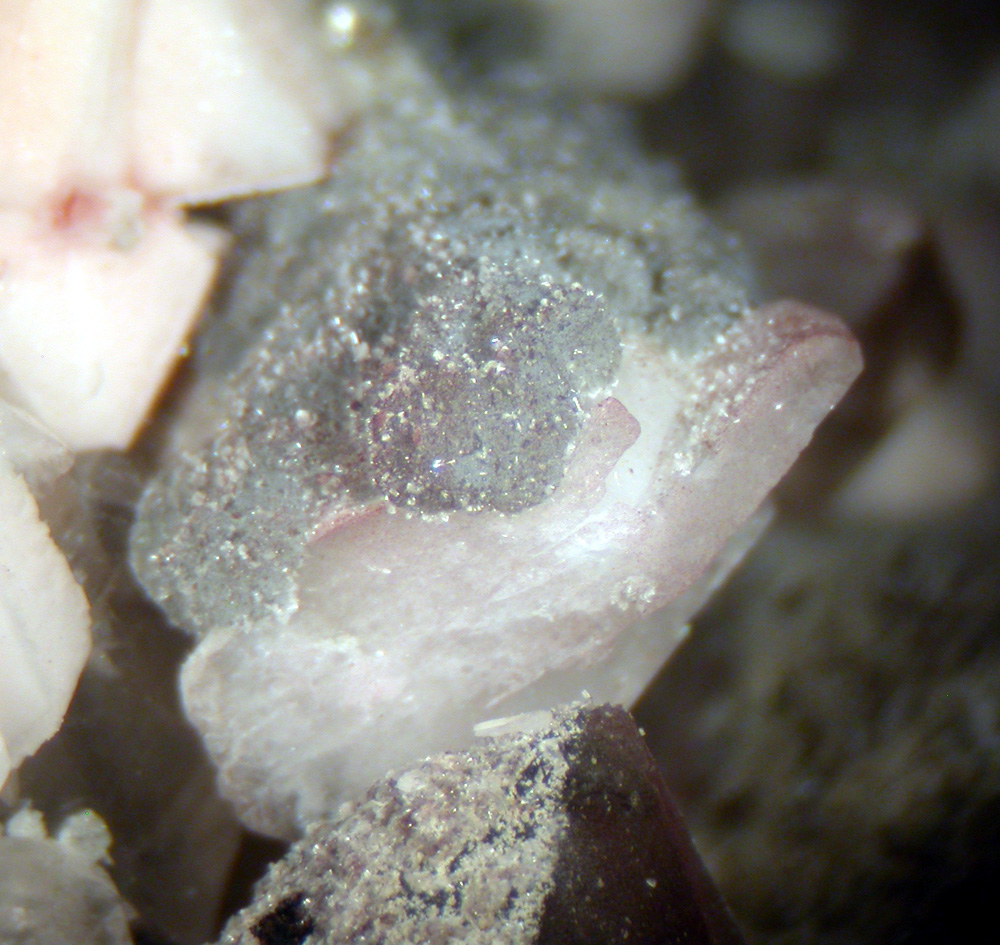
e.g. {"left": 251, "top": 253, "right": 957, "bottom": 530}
{"left": 214, "top": 704, "right": 746, "bottom": 945}
{"left": 129, "top": 9, "right": 860, "bottom": 837}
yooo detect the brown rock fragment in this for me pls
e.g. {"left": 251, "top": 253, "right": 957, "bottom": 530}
{"left": 214, "top": 704, "right": 745, "bottom": 945}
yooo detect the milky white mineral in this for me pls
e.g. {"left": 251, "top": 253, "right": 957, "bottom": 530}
{"left": 722, "top": 0, "right": 846, "bottom": 83}
{"left": 533, "top": 0, "right": 717, "bottom": 94}
{"left": 0, "top": 0, "right": 356, "bottom": 450}
{"left": 0, "top": 807, "right": 132, "bottom": 945}
{"left": 130, "top": 11, "right": 861, "bottom": 837}
{"left": 0, "top": 402, "right": 90, "bottom": 792}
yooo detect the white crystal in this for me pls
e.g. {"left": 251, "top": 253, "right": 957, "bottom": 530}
{"left": 0, "top": 809, "right": 131, "bottom": 945}
{"left": 0, "top": 403, "right": 90, "bottom": 793}
{"left": 178, "top": 300, "right": 859, "bottom": 836}
{"left": 0, "top": 204, "right": 227, "bottom": 450}
{"left": 0, "top": 0, "right": 358, "bottom": 450}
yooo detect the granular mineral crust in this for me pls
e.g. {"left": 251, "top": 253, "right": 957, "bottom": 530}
{"left": 128, "top": 40, "right": 755, "bottom": 633}
{"left": 214, "top": 704, "right": 746, "bottom": 945}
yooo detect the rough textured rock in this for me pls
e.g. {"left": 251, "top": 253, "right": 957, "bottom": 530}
{"left": 214, "top": 704, "right": 746, "bottom": 945}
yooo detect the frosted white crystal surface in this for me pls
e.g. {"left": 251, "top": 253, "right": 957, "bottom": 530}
{"left": 0, "top": 0, "right": 358, "bottom": 450}
{"left": 0, "top": 205, "right": 227, "bottom": 449}
{"left": 0, "top": 821, "right": 131, "bottom": 945}
{"left": 132, "top": 0, "right": 353, "bottom": 204}
{"left": 0, "top": 404, "right": 90, "bottom": 792}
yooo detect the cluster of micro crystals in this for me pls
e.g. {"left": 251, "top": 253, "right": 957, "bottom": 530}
{"left": 129, "top": 19, "right": 860, "bottom": 838}
{"left": 359, "top": 248, "right": 620, "bottom": 514}
{"left": 132, "top": 226, "right": 624, "bottom": 627}
{"left": 130, "top": 59, "right": 747, "bottom": 633}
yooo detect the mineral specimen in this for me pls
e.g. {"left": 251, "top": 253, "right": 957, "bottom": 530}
{"left": 0, "top": 401, "right": 90, "bottom": 792}
{"left": 129, "top": 6, "right": 860, "bottom": 836}
{"left": 0, "top": 0, "right": 356, "bottom": 450}
{"left": 0, "top": 807, "right": 132, "bottom": 945}
{"left": 213, "top": 703, "right": 746, "bottom": 945}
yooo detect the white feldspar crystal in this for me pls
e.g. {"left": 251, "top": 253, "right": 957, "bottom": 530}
{"left": 0, "top": 204, "right": 227, "bottom": 449}
{"left": 0, "top": 0, "right": 357, "bottom": 450}
{"left": 0, "top": 0, "right": 354, "bottom": 205}
{"left": 132, "top": 0, "right": 353, "bottom": 204}
{"left": 0, "top": 403, "right": 90, "bottom": 792}
{"left": 130, "top": 22, "right": 862, "bottom": 837}
{"left": 0, "top": 809, "right": 131, "bottom": 945}
{"left": 0, "top": 0, "right": 132, "bottom": 209}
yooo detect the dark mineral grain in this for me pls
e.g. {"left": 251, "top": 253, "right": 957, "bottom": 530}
{"left": 214, "top": 704, "right": 745, "bottom": 945}
{"left": 538, "top": 706, "right": 746, "bottom": 945}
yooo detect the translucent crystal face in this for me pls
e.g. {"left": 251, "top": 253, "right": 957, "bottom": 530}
{"left": 356, "top": 239, "right": 621, "bottom": 513}
{"left": 129, "top": 47, "right": 861, "bottom": 837}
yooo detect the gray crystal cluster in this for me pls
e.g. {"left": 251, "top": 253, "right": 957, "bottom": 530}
{"left": 130, "top": 55, "right": 752, "bottom": 632}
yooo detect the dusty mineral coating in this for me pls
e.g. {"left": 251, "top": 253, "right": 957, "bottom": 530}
{"left": 214, "top": 704, "right": 746, "bottom": 945}
{"left": 130, "top": 55, "right": 754, "bottom": 631}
